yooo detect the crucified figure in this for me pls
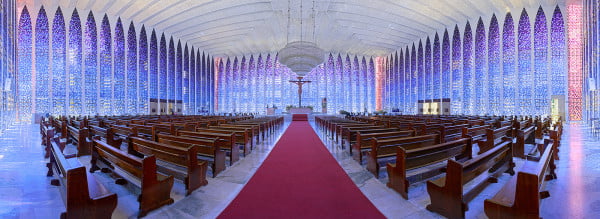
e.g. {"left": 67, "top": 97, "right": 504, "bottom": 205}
{"left": 289, "top": 78, "right": 312, "bottom": 107}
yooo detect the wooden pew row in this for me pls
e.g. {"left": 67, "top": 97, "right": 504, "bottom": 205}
{"left": 462, "top": 125, "right": 490, "bottom": 143}
{"left": 387, "top": 138, "right": 473, "bottom": 199}
{"left": 367, "top": 134, "right": 441, "bottom": 178}
{"left": 476, "top": 126, "right": 512, "bottom": 154}
{"left": 88, "top": 126, "right": 122, "bottom": 149}
{"left": 196, "top": 127, "right": 252, "bottom": 156}
{"left": 157, "top": 133, "right": 226, "bottom": 177}
{"left": 346, "top": 127, "right": 404, "bottom": 153}
{"left": 47, "top": 137, "right": 117, "bottom": 219}
{"left": 90, "top": 138, "right": 174, "bottom": 217}
{"left": 484, "top": 139, "right": 557, "bottom": 219}
{"left": 177, "top": 130, "right": 240, "bottom": 165}
{"left": 426, "top": 138, "right": 515, "bottom": 219}
{"left": 128, "top": 137, "right": 208, "bottom": 195}
{"left": 515, "top": 125, "right": 535, "bottom": 159}
{"left": 66, "top": 125, "right": 92, "bottom": 156}
{"left": 352, "top": 130, "right": 415, "bottom": 163}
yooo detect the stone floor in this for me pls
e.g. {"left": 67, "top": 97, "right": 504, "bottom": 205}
{"left": 0, "top": 116, "right": 598, "bottom": 218}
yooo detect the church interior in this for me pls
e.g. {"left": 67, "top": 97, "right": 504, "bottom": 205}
{"left": 1, "top": 0, "right": 600, "bottom": 218}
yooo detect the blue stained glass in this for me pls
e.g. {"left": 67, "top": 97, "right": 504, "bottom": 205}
{"left": 534, "top": 7, "right": 549, "bottom": 115}
{"left": 176, "top": 41, "right": 182, "bottom": 109}
{"left": 550, "top": 6, "right": 566, "bottom": 96}
{"left": 139, "top": 26, "right": 148, "bottom": 114}
{"left": 168, "top": 38, "right": 175, "bottom": 105}
{"left": 183, "top": 45, "right": 189, "bottom": 114}
{"left": 368, "top": 57, "right": 375, "bottom": 111}
{"left": 99, "top": 15, "right": 112, "bottom": 115}
{"left": 232, "top": 57, "right": 239, "bottom": 111}
{"left": 518, "top": 9, "right": 532, "bottom": 116}
{"left": 433, "top": 34, "right": 440, "bottom": 100}
{"left": 52, "top": 8, "right": 66, "bottom": 115}
{"left": 159, "top": 34, "right": 167, "bottom": 112}
{"left": 218, "top": 58, "right": 225, "bottom": 111}
{"left": 344, "top": 55, "right": 353, "bottom": 111}
{"left": 35, "top": 7, "right": 50, "bottom": 114}
{"left": 418, "top": 41, "right": 424, "bottom": 105}
{"left": 327, "top": 54, "right": 335, "bottom": 112}
{"left": 68, "top": 9, "right": 82, "bottom": 116}
{"left": 398, "top": 51, "right": 404, "bottom": 113}
{"left": 240, "top": 56, "right": 247, "bottom": 112}
{"left": 503, "top": 13, "right": 517, "bottom": 115}
{"left": 197, "top": 51, "right": 203, "bottom": 113}
{"left": 84, "top": 12, "right": 97, "bottom": 115}
{"left": 127, "top": 22, "right": 137, "bottom": 115}
{"left": 113, "top": 18, "right": 125, "bottom": 115}
{"left": 474, "top": 18, "right": 486, "bottom": 115}
{"left": 463, "top": 22, "right": 474, "bottom": 115}
{"left": 149, "top": 30, "right": 158, "bottom": 101}
{"left": 411, "top": 44, "right": 417, "bottom": 114}
{"left": 210, "top": 56, "right": 215, "bottom": 112}
{"left": 257, "top": 54, "right": 264, "bottom": 109}
{"left": 488, "top": 15, "right": 501, "bottom": 115}
{"left": 265, "top": 54, "right": 272, "bottom": 107}
{"left": 425, "top": 38, "right": 432, "bottom": 101}
{"left": 224, "top": 57, "right": 231, "bottom": 112}
{"left": 189, "top": 48, "right": 195, "bottom": 113}
{"left": 353, "top": 56, "right": 361, "bottom": 111}
{"left": 337, "top": 54, "right": 344, "bottom": 111}
{"left": 203, "top": 53, "right": 208, "bottom": 112}
{"left": 404, "top": 46, "right": 410, "bottom": 113}
{"left": 248, "top": 55, "right": 256, "bottom": 112}
{"left": 452, "top": 25, "right": 462, "bottom": 114}
{"left": 17, "top": 7, "right": 32, "bottom": 121}
{"left": 442, "top": 30, "right": 451, "bottom": 99}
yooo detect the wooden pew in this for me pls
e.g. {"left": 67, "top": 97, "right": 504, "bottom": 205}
{"left": 426, "top": 138, "right": 515, "bottom": 219}
{"left": 196, "top": 127, "right": 251, "bottom": 156}
{"left": 66, "top": 125, "right": 92, "bottom": 156}
{"left": 47, "top": 137, "right": 117, "bottom": 219}
{"left": 129, "top": 124, "right": 153, "bottom": 140}
{"left": 352, "top": 130, "right": 415, "bottom": 163}
{"left": 111, "top": 124, "right": 138, "bottom": 146}
{"left": 42, "top": 123, "right": 55, "bottom": 158}
{"left": 343, "top": 126, "right": 396, "bottom": 149}
{"left": 88, "top": 125, "right": 122, "bottom": 149}
{"left": 462, "top": 125, "right": 490, "bottom": 143}
{"left": 156, "top": 133, "right": 226, "bottom": 177}
{"left": 387, "top": 138, "right": 473, "bottom": 199}
{"left": 177, "top": 130, "right": 239, "bottom": 164}
{"left": 90, "top": 138, "right": 174, "bottom": 217}
{"left": 129, "top": 137, "right": 208, "bottom": 195}
{"left": 441, "top": 124, "right": 469, "bottom": 143}
{"left": 152, "top": 124, "right": 175, "bottom": 141}
{"left": 367, "top": 134, "right": 441, "bottom": 178}
{"left": 484, "top": 139, "right": 557, "bottom": 219}
{"left": 476, "top": 126, "right": 512, "bottom": 155}
{"left": 515, "top": 125, "right": 535, "bottom": 159}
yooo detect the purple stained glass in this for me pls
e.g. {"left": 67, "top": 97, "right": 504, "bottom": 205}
{"left": 534, "top": 7, "right": 549, "bottom": 115}
{"left": 248, "top": 55, "right": 255, "bottom": 112}
{"left": 474, "top": 18, "right": 486, "bottom": 115}
{"left": 127, "top": 22, "right": 137, "bottom": 115}
{"left": 232, "top": 57, "right": 238, "bottom": 111}
{"left": 411, "top": 44, "right": 417, "bottom": 113}
{"left": 503, "top": 13, "right": 516, "bottom": 115}
{"left": 168, "top": 38, "right": 175, "bottom": 104}
{"left": 345, "top": 55, "right": 352, "bottom": 111}
{"left": 149, "top": 30, "right": 158, "bottom": 100}
{"left": 17, "top": 6, "right": 32, "bottom": 120}
{"left": 488, "top": 14, "right": 501, "bottom": 115}
{"left": 433, "top": 33, "right": 440, "bottom": 100}
{"left": 463, "top": 21, "right": 473, "bottom": 115}
{"left": 398, "top": 50, "right": 404, "bottom": 111}
{"left": 183, "top": 44, "right": 189, "bottom": 114}
{"left": 84, "top": 11, "right": 97, "bottom": 115}
{"left": 425, "top": 38, "right": 432, "bottom": 101}
{"left": 189, "top": 47, "right": 195, "bottom": 113}
{"left": 405, "top": 46, "right": 410, "bottom": 113}
{"left": 442, "top": 30, "right": 451, "bottom": 99}
{"left": 52, "top": 8, "right": 66, "bottom": 115}
{"left": 159, "top": 34, "right": 167, "bottom": 111}
{"left": 452, "top": 25, "right": 462, "bottom": 114}
{"left": 418, "top": 41, "right": 424, "bottom": 105}
{"left": 99, "top": 14, "right": 112, "bottom": 115}
{"left": 113, "top": 18, "right": 125, "bottom": 115}
{"left": 68, "top": 9, "right": 82, "bottom": 116}
{"left": 337, "top": 54, "right": 343, "bottom": 110}
{"left": 176, "top": 41, "right": 182, "bottom": 109}
{"left": 551, "top": 6, "right": 566, "bottom": 96}
{"left": 35, "top": 6, "right": 50, "bottom": 114}
{"left": 139, "top": 26, "right": 149, "bottom": 114}
{"left": 518, "top": 9, "right": 532, "bottom": 115}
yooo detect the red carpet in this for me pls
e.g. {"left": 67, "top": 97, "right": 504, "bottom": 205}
{"left": 218, "top": 121, "right": 385, "bottom": 219}
{"left": 292, "top": 114, "right": 308, "bottom": 121}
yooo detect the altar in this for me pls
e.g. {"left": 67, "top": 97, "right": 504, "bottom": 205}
{"left": 288, "top": 107, "right": 313, "bottom": 114}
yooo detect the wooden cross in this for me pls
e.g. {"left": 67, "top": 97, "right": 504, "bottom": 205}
{"left": 289, "top": 77, "right": 312, "bottom": 107}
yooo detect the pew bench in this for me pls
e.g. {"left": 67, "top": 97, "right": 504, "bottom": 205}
{"left": 476, "top": 126, "right": 512, "bottom": 155}
{"left": 387, "top": 138, "right": 473, "bottom": 199}
{"left": 177, "top": 130, "right": 239, "bottom": 164}
{"left": 515, "top": 126, "right": 535, "bottom": 159}
{"left": 196, "top": 128, "right": 251, "bottom": 156}
{"left": 90, "top": 138, "right": 174, "bottom": 217}
{"left": 157, "top": 133, "right": 226, "bottom": 177}
{"left": 367, "top": 134, "right": 441, "bottom": 178}
{"left": 426, "top": 138, "right": 515, "bottom": 219}
{"left": 67, "top": 125, "right": 91, "bottom": 156}
{"left": 129, "top": 137, "right": 208, "bottom": 195}
{"left": 352, "top": 130, "right": 415, "bottom": 163}
{"left": 484, "top": 139, "right": 557, "bottom": 219}
{"left": 48, "top": 137, "right": 117, "bottom": 219}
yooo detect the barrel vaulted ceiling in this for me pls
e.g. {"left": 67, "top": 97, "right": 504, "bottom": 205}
{"left": 17, "top": 0, "right": 565, "bottom": 57}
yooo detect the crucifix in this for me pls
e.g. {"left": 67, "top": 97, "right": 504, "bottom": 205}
{"left": 289, "top": 77, "right": 312, "bottom": 107}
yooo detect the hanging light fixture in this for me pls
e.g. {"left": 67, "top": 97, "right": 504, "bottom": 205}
{"left": 278, "top": 0, "right": 324, "bottom": 78}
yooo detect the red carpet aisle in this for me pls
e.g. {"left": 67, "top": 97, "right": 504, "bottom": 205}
{"left": 218, "top": 121, "right": 385, "bottom": 219}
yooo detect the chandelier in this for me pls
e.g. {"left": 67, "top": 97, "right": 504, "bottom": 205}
{"left": 278, "top": 0, "right": 324, "bottom": 78}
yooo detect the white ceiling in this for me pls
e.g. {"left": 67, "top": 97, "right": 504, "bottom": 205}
{"left": 19, "top": 0, "right": 564, "bottom": 57}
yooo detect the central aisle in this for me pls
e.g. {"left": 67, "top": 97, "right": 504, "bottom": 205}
{"left": 218, "top": 120, "right": 385, "bottom": 218}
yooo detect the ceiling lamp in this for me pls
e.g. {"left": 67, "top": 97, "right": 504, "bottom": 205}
{"left": 278, "top": 0, "right": 323, "bottom": 78}
{"left": 278, "top": 41, "right": 324, "bottom": 77}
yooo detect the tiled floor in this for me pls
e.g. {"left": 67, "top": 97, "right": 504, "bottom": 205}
{"left": 0, "top": 117, "right": 598, "bottom": 218}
